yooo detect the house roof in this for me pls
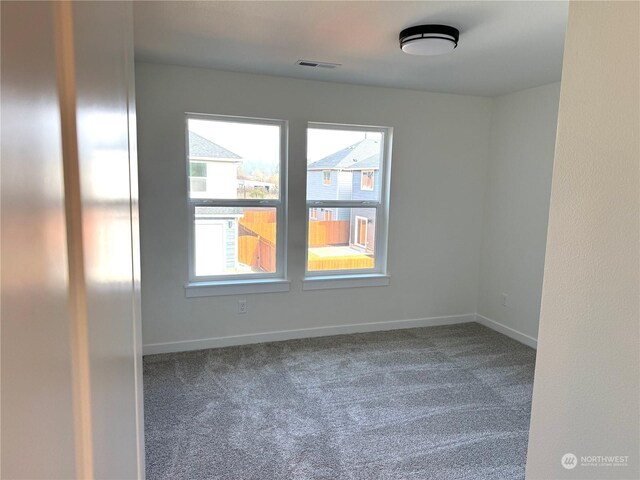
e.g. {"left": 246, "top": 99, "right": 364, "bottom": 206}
{"left": 308, "top": 138, "right": 380, "bottom": 171}
{"left": 343, "top": 154, "right": 379, "bottom": 170}
{"left": 189, "top": 131, "right": 241, "bottom": 160}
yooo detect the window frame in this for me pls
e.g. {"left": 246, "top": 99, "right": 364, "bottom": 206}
{"left": 322, "top": 170, "right": 331, "bottom": 186}
{"left": 354, "top": 215, "right": 368, "bottom": 248}
{"left": 189, "top": 161, "right": 208, "bottom": 193}
{"left": 185, "top": 113, "right": 288, "bottom": 287}
{"left": 304, "top": 122, "right": 393, "bottom": 279}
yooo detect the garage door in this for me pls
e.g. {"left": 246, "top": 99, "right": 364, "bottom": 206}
{"left": 194, "top": 220, "right": 225, "bottom": 276}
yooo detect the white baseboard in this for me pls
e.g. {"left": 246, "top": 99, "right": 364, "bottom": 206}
{"left": 143, "top": 313, "right": 476, "bottom": 355}
{"left": 475, "top": 314, "right": 538, "bottom": 349}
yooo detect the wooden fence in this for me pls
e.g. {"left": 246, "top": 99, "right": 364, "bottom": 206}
{"left": 238, "top": 212, "right": 276, "bottom": 272}
{"left": 240, "top": 222, "right": 276, "bottom": 244}
{"left": 308, "top": 220, "right": 350, "bottom": 248}
{"left": 238, "top": 234, "right": 275, "bottom": 273}
{"left": 307, "top": 252, "right": 374, "bottom": 271}
{"left": 258, "top": 236, "right": 276, "bottom": 272}
{"left": 241, "top": 210, "right": 276, "bottom": 226}
{"left": 237, "top": 212, "right": 360, "bottom": 272}
{"left": 238, "top": 235, "right": 259, "bottom": 270}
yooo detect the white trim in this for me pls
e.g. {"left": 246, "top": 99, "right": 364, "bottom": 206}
{"left": 185, "top": 114, "right": 288, "bottom": 285}
{"left": 308, "top": 121, "right": 391, "bottom": 133}
{"left": 302, "top": 273, "right": 390, "bottom": 290}
{"left": 475, "top": 314, "right": 538, "bottom": 349}
{"left": 191, "top": 198, "right": 282, "bottom": 207}
{"left": 354, "top": 215, "right": 368, "bottom": 248}
{"left": 185, "top": 279, "right": 290, "bottom": 297}
{"left": 124, "top": 26, "right": 146, "bottom": 476}
{"left": 305, "top": 123, "right": 392, "bottom": 278}
{"left": 307, "top": 200, "right": 380, "bottom": 207}
{"left": 143, "top": 313, "right": 476, "bottom": 355}
{"left": 188, "top": 156, "right": 242, "bottom": 164}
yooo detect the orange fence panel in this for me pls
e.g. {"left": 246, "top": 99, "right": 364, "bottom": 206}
{"left": 239, "top": 222, "right": 276, "bottom": 244}
{"left": 241, "top": 210, "right": 277, "bottom": 224}
{"left": 238, "top": 235, "right": 259, "bottom": 269}
{"left": 258, "top": 237, "right": 276, "bottom": 272}
{"left": 238, "top": 214, "right": 277, "bottom": 272}
{"left": 238, "top": 210, "right": 277, "bottom": 245}
{"left": 308, "top": 220, "right": 350, "bottom": 247}
{"left": 307, "top": 252, "right": 374, "bottom": 271}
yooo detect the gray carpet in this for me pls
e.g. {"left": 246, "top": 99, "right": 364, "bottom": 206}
{"left": 143, "top": 322, "right": 536, "bottom": 480}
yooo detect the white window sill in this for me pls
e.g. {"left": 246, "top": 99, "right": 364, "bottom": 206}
{"left": 185, "top": 279, "right": 290, "bottom": 298}
{"left": 302, "top": 274, "right": 390, "bottom": 291}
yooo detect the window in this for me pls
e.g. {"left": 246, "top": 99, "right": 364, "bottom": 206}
{"left": 323, "top": 170, "right": 331, "bottom": 186}
{"left": 189, "top": 162, "right": 207, "bottom": 192}
{"left": 361, "top": 170, "right": 374, "bottom": 191}
{"left": 186, "top": 114, "right": 287, "bottom": 286}
{"left": 305, "top": 123, "right": 392, "bottom": 278}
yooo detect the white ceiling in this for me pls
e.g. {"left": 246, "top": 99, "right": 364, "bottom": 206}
{"left": 133, "top": 1, "right": 568, "bottom": 97}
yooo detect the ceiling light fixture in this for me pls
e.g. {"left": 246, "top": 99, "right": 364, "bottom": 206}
{"left": 399, "top": 24, "right": 459, "bottom": 56}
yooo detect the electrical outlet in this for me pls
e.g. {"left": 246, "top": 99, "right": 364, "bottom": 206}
{"left": 238, "top": 299, "right": 247, "bottom": 314}
{"left": 501, "top": 293, "right": 508, "bottom": 307}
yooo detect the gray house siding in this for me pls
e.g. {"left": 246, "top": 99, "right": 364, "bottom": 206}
{"left": 306, "top": 137, "right": 382, "bottom": 255}
{"left": 311, "top": 207, "right": 349, "bottom": 222}
{"left": 350, "top": 208, "right": 376, "bottom": 255}
{"left": 350, "top": 170, "right": 378, "bottom": 252}
{"left": 351, "top": 170, "right": 381, "bottom": 201}
{"left": 334, "top": 208, "right": 350, "bottom": 221}
{"left": 307, "top": 170, "right": 338, "bottom": 201}
{"left": 308, "top": 170, "right": 350, "bottom": 221}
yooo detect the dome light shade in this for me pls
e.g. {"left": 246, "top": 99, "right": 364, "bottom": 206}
{"left": 399, "top": 25, "right": 459, "bottom": 56}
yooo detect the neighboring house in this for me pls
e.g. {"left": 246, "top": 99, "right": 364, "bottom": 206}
{"left": 346, "top": 155, "right": 379, "bottom": 253}
{"left": 189, "top": 132, "right": 245, "bottom": 274}
{"left": 188, "top": 131, "right": 243, "bottom": 199}
{"left": 189, "top": 131, "right": 278, "bottom": 274}
{"left": 193, "top": 207, "right": 244, "bottom": 276}
{"left": 307, "top": 138, "right": 381, "bottom": 254}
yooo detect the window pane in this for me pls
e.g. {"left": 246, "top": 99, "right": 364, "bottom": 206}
{"left": 188, "top": 118, "right": 280, "bottom": 200}
{"left": 307, "top": 207, "right": 376, "bottom": 272}
{"left": 190, "top": 177, "right": 207, "bottom": 193}
{"left": 194, "top": 207, "right": 277, "bottom": 276}
{"left": 189, "top": 162, "right": 206, "bottom": 177}
{"left": 307, "top": 128, "right": 383, "bottom": 201}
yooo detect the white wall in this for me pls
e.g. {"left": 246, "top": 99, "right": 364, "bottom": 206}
{"left": 136, "top": 63, "right": 492, "bottom": 351}
{"left": 526, "top": 1, "right": 639, "bottom": 478}
{"left": 1, "top": 3, "right": 77, "bottom": 477}
{"left": 477, "top": 83, "right": 561, "bottom": 346}
{"left": 72, "top": 3, "right": 145, "bottom": 478}
{"left": 1, "top": 2, "right": 145, "bottom": 478}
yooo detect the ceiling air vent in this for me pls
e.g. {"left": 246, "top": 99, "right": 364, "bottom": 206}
{"left": 296, "top": 60, "right": 341, "bottom": 69}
